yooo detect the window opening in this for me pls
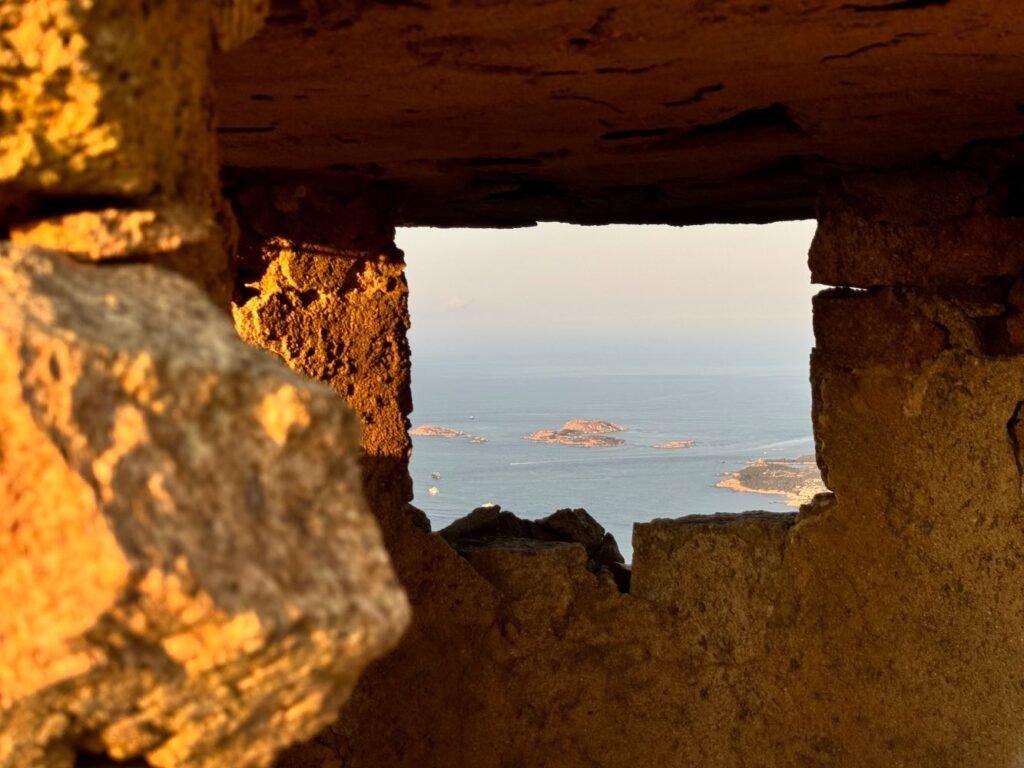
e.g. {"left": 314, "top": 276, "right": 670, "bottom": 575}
{"left": 400, "top": 222, "right": 822, "bottom": 560}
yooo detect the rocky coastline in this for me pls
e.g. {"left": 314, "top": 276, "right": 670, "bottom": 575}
{"left": 410, "top": 424, "right": 488, "bottom": 443}
{"left": 526, "top": 420, "right": 626, "bottom": 448}
{"left": 716, "top": 455, "right": 826, "bottom": 507}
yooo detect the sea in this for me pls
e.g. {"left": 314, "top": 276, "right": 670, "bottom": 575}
{"left": 408, "top": 334, "right": 816, "bottom": 562}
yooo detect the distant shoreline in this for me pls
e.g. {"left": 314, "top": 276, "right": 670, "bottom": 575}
{"left": 653, "top": 440, "right": 695, "bottom": 450}
{"left": 716, "top": 456, "right": 825, "bottom": 507}
{"left": 410, "top": 425, "right": 488, "bottom": 443}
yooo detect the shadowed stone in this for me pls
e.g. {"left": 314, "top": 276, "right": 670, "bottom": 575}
{"left": 632, "top": 512, "right": 796, "bottom": 663}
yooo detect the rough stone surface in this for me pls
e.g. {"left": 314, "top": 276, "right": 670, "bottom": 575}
{"left": 632, "top": 512, "right": 795, "bottom": 663}
{"left": 440, "top": 505, "right": 626, "bottom": 582}
{"left": 288, "top": 515, "right": 796, "bottom": 768}
{"left": 811, "top": 168, "right": 1024, "bottom": 288}
{"left": 801, "top": 288, "right": 1024, "bottom": 767}
{"left": 1, "top": 1, "right": 208, "bottom": 209}
{"left": 10, "top": 205, "right": 213, "bottom": 262}
{"left": 8, "top": 204, "right": 234, "bottom": 306}
{"left": 812, "top": 287, "right": 951, "bottom": 369}
{"left": 0, "top": 0, "right": 268, "bottom": 307}
{"left": 0, "top": 245, "right": 409, "bottom": 768}
{"left": 215, "top": 2, "right": 1024, "bottom": 225}
{"left": 231, "top": 181, "right": 412, "bottom": 520}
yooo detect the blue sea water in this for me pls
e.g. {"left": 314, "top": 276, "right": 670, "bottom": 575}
{"left": 408, "top": 343, "right": 815, "bottom": 562}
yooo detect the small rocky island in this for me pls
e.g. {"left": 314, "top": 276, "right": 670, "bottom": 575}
{"left": 410, "top": 425, "right": 488, "bottom": 443}
{"left": 716, "top": 455, "right": 827, "bottom": 507}
{"left": 559, "top": 419, "right": 623, "bottom": 433}
{"left": 653, "top": 440, "right": 696, "bottom": 450}
{"left": 526, "top": 419, "right": 625, "bottom": 448}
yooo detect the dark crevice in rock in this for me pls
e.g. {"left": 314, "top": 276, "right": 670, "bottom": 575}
{"left": 688, "top": 103, "right": 799, "bottom": 137}
{"left": 551, "top": 92, "right": 624, "bottom": 114}
{"left": 843, "top": 0, "right": 949, "bottom": 11}
{"left": 228, "top": 207, "right": 274, "bottom": 307}
{"left": 821, "top": 34, "right": 925, "bottom": 63}
{"left": 217, "top": 124, "right": 278, "bottom": 134}
{"left": 1003, "top": 164, "right": 1024, "bottom": 217}
{"left": 594, "top": 64, "right": 658, "bottom": 75}
{"left": 821, "top": 41, "right": 898, "bottom": 62}
{"left": 1008, "top": 402, "right": 1024, "bottom": 498}
{"left": 536, "top": 69, "right": 580, "bottom": 77}
{"left": 588, "top": 7, "right": 617, "bottom": 37}
{"left": 601, "top": 127, "right": 672, "bottom": 141}
{"left": 439, "top": 505, "right": 630, "bottom": 592}
{"left": 939, "top": 278, "right": 1024, "bottom": 357}
{"left": 665, "top": 83, "right": 725, "bottom": 108}
{"left": 464, "top": 156, "right": 543, "bottom": 168}
{"left": 296, "top": 288, "right": 320, "bottom": 307}
{"left": 0, "top": 192, "right": 138, "bottom": 229}
{"left": 74, "top": 751, "right": 149, "bottom": 767}
{"left": 475, "top": 64, "right": 535, "bottom": 76}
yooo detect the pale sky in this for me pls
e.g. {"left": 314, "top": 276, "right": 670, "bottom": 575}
{"left": 398, "top": 221, "right": 819, "bottom": 372}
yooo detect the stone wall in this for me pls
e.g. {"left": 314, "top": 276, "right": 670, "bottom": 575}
{"left": 268, "top": 161, "right": 1024, "bottom": 768}
{"left": 799, "top": 164, "right": 1024, "bottom": 764}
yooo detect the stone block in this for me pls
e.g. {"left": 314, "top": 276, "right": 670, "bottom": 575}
{"left": 232, "top": 235, "right": 412, "bottom": 519}
{"left": 632, "top": 512, "right": 795, "bottom": 663}
{"left": 0, "top": 245, "right": 409, "bottom": 768}
{"left": 812, "top": 288, "right": 950, "bottom": 369}
{"left": 0, "top": 2, "right": 204, "bottom": 205}
{"left": 811, "top": 173, "right": 1024, "bottom": 288}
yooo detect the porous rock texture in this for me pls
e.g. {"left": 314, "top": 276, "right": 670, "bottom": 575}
{"left": 0, "top": 0, "right": 267, "bottom": 306}
{"left": 0, "top": 245, "right": 409, "bottom": 768}
{"left": 227, "top": 182, "right": 515, "bottom": 768}
{"left": 800, "top": 297, "right": 1024, "bottom": 765}
{"left": 632, "top": 512, "right": 795, "bottom": 663}
{"left": 230, "top": 181, "right": 413, "bottom": 522}
{"left": 4, "top": 1, "right": 214, "bottom": 207}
